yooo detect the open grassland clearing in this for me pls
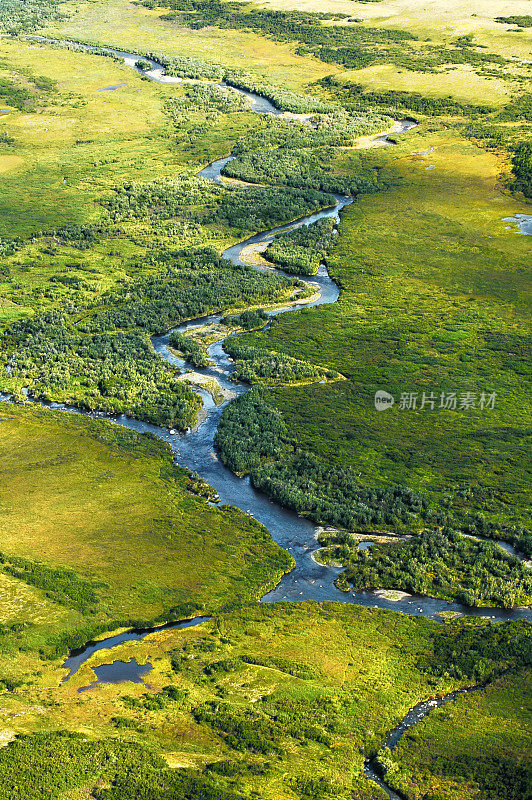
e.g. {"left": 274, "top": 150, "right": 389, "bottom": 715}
{"left": 254, "top": 0, "right": 532, "bottom": 63}
{"left": 0, "top": 602, "right": 528, "bottom": 799}
{"left": 0, "top": 402, "right": 292, "bottom": 629}
{"left": 0, "top": 38, "right": 177, "bottom": 237}
{"left": 43, "top": 0, "right": 336, "bottom": 91}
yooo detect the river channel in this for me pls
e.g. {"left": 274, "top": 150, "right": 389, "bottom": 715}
{"left": 4, "top": 40, "right": 530, "bottom": 795}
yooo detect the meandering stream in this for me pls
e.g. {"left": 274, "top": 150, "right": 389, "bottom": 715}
{"left": 7, "top": 39, "right": 532, "bottom": 631}
{"left": 4, "top": 40, "right": 531, "bottom": 795}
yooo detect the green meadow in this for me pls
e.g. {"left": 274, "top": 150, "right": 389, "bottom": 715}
{"left": 0, "top": 602, "right": 528, "bottom": 800}
{"left": 239, "top": 127, "right": 531, "bottom": 528}
{"left": 0, "top": 402, "right": 292, "bottom": 628}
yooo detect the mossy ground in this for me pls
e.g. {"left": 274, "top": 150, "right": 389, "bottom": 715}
{"left": 0, "top": 402, "right": 292, "bottom": 625}
{"left": 387, "top": 669, "right": 531, "bottom": 800}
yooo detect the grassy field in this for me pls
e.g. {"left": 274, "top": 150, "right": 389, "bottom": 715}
{"left": 43, "top": 0, "right": 335, "bottom": 90}
{"left": 237, "top": 125, "right": 531, "bottom": 527}
{"left": 387, "top": 670, "right": 532, "bottom": 800}
{"left": 0, "top": 37, "right": 175, "bottom": 237}
{"left": 0, "top": 402, "right": 292, "bottom": 627}
{"left": 0, "top": 602, "right": 511, "bottom": 799}
{"left": 44, "top": 0, "right": 532, "bottom": 109}
{"left": 256, "top": 0, "right": 532, "bottom": 61}
{"left": 0, "top": 602, "right": 527, "bottom": 799}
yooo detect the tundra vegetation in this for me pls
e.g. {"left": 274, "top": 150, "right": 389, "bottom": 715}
{"left": 319, "top": 528, "right": 532, "bottom": 608}
{"left": 0, "top": 0, "right": 530, "bottom": 797}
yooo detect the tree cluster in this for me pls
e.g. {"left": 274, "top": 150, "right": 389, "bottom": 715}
{"left": 264, "top": 218, "right": 335, "bottom": 275}
{"left": 342, "top": 528, "right": 532, "bottom": 607}
{"left": 224, "top": 340, "right": 337, "bottom": 385}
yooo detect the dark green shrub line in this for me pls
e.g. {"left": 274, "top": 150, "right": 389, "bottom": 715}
{"left": 221, "top": 146, "right": 380, "bottom": 196}
{"left": 0, "top": 552, "right": 100, "bottom": 613}
{"left": 0, "top": 0, "right": 61, "bottom": 34}
{"left": 215, "top": 389, "right": 430, "bottom": 531}
{"left": 317, "top": 77, "right": 495, "bottom": 117}
{"left": 221, "top": 308, "right": 269, "bottom": 330}
{"left": 495, "top": 15, "right": 532, "bottom": 28}
{"left": 169, "top": 331, "right": 210, "bottom": 368}
{"left": 510, "top": 140, "right": 532, "bottom": 197}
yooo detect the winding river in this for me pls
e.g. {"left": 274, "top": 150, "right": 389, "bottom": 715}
{"left": 5, "top": 40, "right": 531, "bottom": 795}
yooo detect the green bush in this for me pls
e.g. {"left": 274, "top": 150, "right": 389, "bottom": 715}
{"left": 264, "top": 218, "right": 335, "bottom": 275}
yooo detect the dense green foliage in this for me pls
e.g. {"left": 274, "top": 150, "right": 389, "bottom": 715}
{"left": 0, "top": 0, "right": 60, "bottom": 34}
{"left": 83, "top": 251, "right": 295, "bottom": 335}
{"left": 419, "top": 619, "right": 532, "bottom": 682}
{"left": 146, "top": 51, "right": 225, "bottom": 81}
{"left": 224, "top": 340, "right": 338, "bottom": 385}
{"left": 105, "top": 175, "right": 220, "bottom": 223}
{"left": 222, "top": 146, "right": 379, "bottom": 196}
{"left": 264, "top": 218, "right": 335, "bottom": 274}
{"left": 169, "top": 330, "right": 210, "bottom": 368}
{"left": 215, "top": 389, "right": 290, "bottom": 474}
{"left": 216, "top": 389, "right": 430, "bottom": 531}
{"left": 495, "top": 15, "right": 532, "bottom": 28}
{"left": 105, "top": 174, "right": 337, "bottom": 235}
{"left": 0, "top": 732, "right": 160, "bottom": 800}
{"left": 232, "top": 113, "right": 389, "bottom": 155}
{"left": 1, "top": 248, "right": 296, "bottom": 426}
{"left": 221, "top": 308, "right": 269, "bottom": 330}
{"left": 4, "top": 312, "right": 202, "bottom": 428}
{"left": 318, "top": 77, "right": 494, "bottom": 117}
{"left": 166, "top": 82, "right": 251, "bottom": 119}
{"left": 498, "top": 93, "right": 532, "bottom": 122}
{"left": 510, "top": 141, "right": 532, "bottom": 197}
{"left": 213, "top": 184, "right": 337, "bottom": 233}
{"left": 0, "top": 731, "right": 245, "bottom": 800}
{"left": 0, "top": 552, "right": 99, "bottom": 613}
{"left": 341, "top": 528, "right": 532, "bottom": 607}
{"left": 194, "top": 692, "right": 340, "bottom": 755}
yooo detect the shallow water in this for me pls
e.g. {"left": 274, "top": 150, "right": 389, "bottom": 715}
{"left": 78, "top": 658, "right": 153, "bottom": 691}
{"left": 502, "top": 214, "right": 532, "bottom": 235}
{"left": 97, "top": 83, "right": 127, "bottom": 91}
{"left": 62, "top": 616, "right": 211, "bottom": 680}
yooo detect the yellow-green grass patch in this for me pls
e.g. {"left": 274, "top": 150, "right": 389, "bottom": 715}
{"left": 0, "top": 402, "right": 292, "bottom": 622}
{"left": 44, "top": 0, "right": 336, "bottom": 91}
